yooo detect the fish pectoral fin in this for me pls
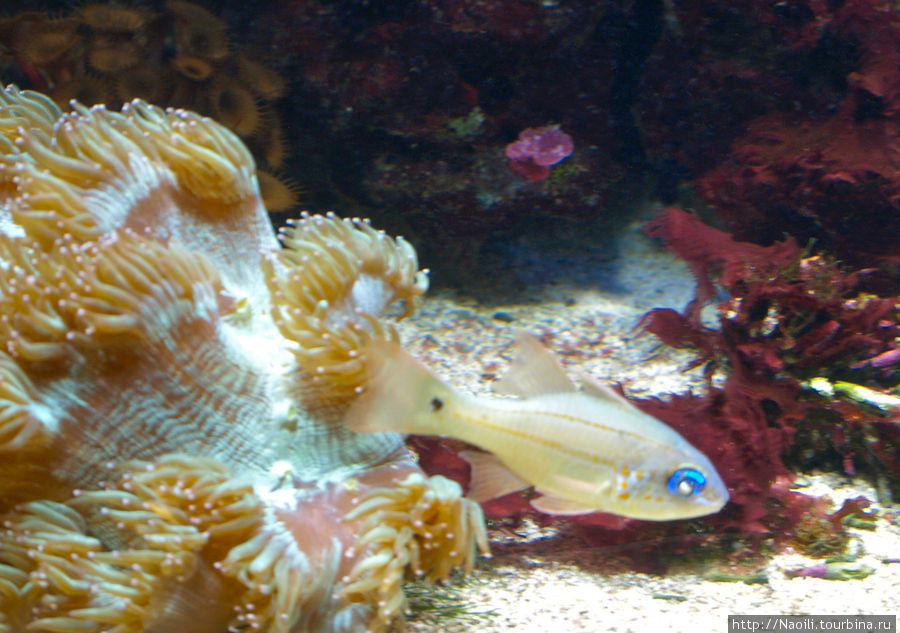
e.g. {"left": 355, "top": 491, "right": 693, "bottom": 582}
{"left": 460, "top": 450, "right": 530, "bottom": 502}
{"left": 492, "top": 331, "right": 576, "bottom": 397}
{"left": 529, "top": 494, "right": 598, "bottom": 516}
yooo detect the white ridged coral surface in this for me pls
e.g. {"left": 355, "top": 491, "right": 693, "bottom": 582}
{"left": 0, "top": 84, "right": 486, "bottom": 633}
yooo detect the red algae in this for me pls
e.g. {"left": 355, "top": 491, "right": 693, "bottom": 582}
{"left": 634, "top": 208, "right": 900, "bottom": 547}
{"left": 697, "top": 0, "right": 900, "bottom": 262}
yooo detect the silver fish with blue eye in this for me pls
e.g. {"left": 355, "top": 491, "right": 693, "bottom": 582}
{"left": 346, "top": 332, "right": 729, "bottom": 521}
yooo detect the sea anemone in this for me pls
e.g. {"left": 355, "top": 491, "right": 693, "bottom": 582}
{"left": 265, "top": 211, "right": 428, "bottom": 412}
{"left": 237, "top": 54, "right": 288, "bottom": 100}
{"left": 114, "top": 64, "right": 172, "bottom": 104}
{"left": 168, "top": 0, "right": 230, "bottom": 61}
{"left": 0, "top": 3, "right": 290, "bottom": 222}
{"left": 0, "top": 83, "right": 486, "bottom": 633}
{"left": 9, "top": 16, "right": 80, "bottom": 66}
{"left": 257, "top": 169, "right": 302, "bottom": 212}
{"left": 87, "top": 40, "right": 143, "bottom": 73}
{"left": 253, "top": 107, "right": 288, "bottom": 168}
{"left": 171, "top": 55, "right": 215, "bottom": 82}
{"left": 50, "top": 76, "right": 114, "bottom": 110}
{"left": 209, "top": 78, "right": 262, "bottom": 136}
{"left": 77, "top": 4, "right": 149, "bottom": 34}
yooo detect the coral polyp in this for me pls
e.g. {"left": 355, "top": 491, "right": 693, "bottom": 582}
{"left": 0, "top": 1, "right": 296, "bottom": 212}
{"left": 0, "top": 84, "right": 485, "bottom": 633}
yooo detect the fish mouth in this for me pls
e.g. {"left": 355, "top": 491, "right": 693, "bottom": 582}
{"left": 674, "top": 491, "right": 729, "bottom": 520}
{"left": 700, "top": 484, "right": 730, "bottom": 514}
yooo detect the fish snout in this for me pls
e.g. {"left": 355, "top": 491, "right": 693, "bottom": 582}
{"left": 667, "top": 462, "right": 729, "bottom": 516}
{"left": 704, "top": 468, "right": 730, "bottom": 511}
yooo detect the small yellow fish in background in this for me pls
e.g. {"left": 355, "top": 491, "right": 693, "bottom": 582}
{"left": 346, "top": 333, "right": 729, "bottom": 521}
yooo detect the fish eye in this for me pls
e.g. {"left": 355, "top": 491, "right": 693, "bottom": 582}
{"left": 667, "top": 468, "right": 706, "bottom": 497}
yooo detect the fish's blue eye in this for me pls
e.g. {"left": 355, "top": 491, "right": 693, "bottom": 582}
{"left": 667, "top": 468, "right": 706, "bottom": 497}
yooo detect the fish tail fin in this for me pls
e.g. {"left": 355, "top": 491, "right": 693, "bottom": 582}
{"left": 345, "top": 340, "right": 451, "bottom": 435}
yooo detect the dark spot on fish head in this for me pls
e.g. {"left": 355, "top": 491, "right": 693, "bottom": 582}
{"left": 430, "top": 397, "right": 443, "bottom": 412}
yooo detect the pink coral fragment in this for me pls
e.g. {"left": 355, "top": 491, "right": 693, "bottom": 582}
{"left": 505, "top": 125, "right": 573, "bottom": 181}
{"left": 508, "top": 159, "right": 550, "bottom": 182}
{"left": 506, "top": 125, "right": 574, "bottom": 166}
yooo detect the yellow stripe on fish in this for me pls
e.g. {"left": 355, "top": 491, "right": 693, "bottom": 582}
{"left": 346, "top": 333, "right": 729, "bottom": 521}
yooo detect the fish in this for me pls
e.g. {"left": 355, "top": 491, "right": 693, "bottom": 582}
{"left": 346, "top": 333, "right": 730, "bottom": 520}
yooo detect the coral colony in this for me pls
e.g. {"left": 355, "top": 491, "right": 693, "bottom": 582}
{"left": 0, "top": 85, "right": 485, "bottom": 633}
{"left": 505, "top": 125, "right": 575, "bottom": 182}
{"left": 0, "top": 2, "right": 297, "bottom": 212}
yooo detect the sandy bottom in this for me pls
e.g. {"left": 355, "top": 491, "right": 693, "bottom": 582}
{"left": 395, "top": 224, "right": 900, "bottom": 632}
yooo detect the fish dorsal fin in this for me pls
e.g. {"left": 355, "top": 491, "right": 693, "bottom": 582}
{"left": 460, "top": 450, "right": 530, "bottom": 502}
{"left": 493, "top": 332, "right": 575, "bottom": 397}
{"left": 530, "top": 494, "right": 598, "bottom": 516}
{"left": 577, "top": 370, "right": 635, "bottom": 409}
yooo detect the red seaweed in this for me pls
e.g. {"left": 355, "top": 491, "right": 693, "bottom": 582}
{"left": 698, "top": 0, "right": 900, "bottom": 263}
{"left": 638, "top": 208, "right": 900, "bottom": 540}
